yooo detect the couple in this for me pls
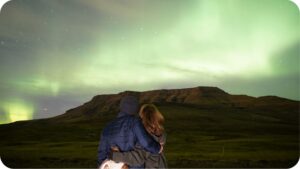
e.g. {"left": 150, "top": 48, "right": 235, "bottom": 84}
{"left": 97, "top": 95, "right": 167, "bottom": 169}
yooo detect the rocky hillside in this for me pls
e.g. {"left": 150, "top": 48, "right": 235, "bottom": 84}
{"left": 51, "top": 86, "right": 298, "bottom": 122}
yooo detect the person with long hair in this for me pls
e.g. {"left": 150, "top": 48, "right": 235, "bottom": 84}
{"left": 111, "top": 104, "right": 168, "bottom": 168}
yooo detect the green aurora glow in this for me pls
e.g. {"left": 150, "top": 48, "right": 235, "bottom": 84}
{"left": 0, "top": 0, "right": 299, "bottom": 124}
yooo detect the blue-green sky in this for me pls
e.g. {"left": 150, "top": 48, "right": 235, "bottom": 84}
{"left": 0, "top": 0, "right": 299, "bottom": 124}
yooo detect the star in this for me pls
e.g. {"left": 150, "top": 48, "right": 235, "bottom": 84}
{"left": 0, "top": 41, "right": 4, "bottom": 45}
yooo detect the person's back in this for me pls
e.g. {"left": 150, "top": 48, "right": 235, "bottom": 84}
{"left": 111, "top": 104, "right": 168, "bottom": 168}
{"left": 97, "top": 96, "right": 161, "bottom": 168}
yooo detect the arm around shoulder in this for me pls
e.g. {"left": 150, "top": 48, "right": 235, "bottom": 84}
{"left": 133, "top": 119, "right": 161, "bottom": 154}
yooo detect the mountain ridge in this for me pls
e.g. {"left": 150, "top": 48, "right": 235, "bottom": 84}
{"left": 51, "top": 86, "right": 298, "bottom": 122}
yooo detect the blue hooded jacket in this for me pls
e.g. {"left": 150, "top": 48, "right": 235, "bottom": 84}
{"left": 97, "top": 96, "right": 161, "bottom": 167}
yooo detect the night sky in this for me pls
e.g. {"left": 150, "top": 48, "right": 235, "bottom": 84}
{"left": 0, "top": 0, "right": 299, "bottom": 124}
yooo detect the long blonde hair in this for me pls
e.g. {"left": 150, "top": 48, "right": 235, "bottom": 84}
{"left": 139, "top": 104, "right": 164, "bottom": 136}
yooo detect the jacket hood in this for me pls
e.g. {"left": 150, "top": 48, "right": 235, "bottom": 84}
{"left": 118, "top": 95, "right": 139, "bottom": 117}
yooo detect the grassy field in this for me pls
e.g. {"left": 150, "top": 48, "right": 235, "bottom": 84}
{"left": 0, "top": 104, "right": 298, "bottom": 168}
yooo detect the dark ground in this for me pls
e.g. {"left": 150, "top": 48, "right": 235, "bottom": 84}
{"left": 0, "top": 104, "right": 299, "bottom": 168}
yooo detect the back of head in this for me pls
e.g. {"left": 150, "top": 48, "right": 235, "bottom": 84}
{"left": 139, "top": 104, "right": 164, "bottom": 136}
{"left": 119, "top": 95, "right": 139, "bottom": 117}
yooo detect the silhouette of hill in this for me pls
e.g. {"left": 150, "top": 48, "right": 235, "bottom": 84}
{"left": 51, "top": 86, "right": 298, "bottom": 122}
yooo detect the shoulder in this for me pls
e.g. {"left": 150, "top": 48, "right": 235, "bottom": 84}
{"left": 121, "top": 115, "right": 141, "bottom": 125}
{"left": 131, "top": 116, "right": 143, "bottom": 126}
{"left": 127, "top": 116, "right": 142, "bottom": 129}
{"left": 103, "top": 116, "right": 140, "bottom": 133}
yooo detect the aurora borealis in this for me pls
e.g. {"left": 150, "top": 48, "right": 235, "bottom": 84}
{"left": 0, "top": 0, "right": 299, "bottom": 124}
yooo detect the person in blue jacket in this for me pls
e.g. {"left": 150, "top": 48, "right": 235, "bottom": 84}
{"left": 97, "top": 95, "right": 162, "bottom": 168}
